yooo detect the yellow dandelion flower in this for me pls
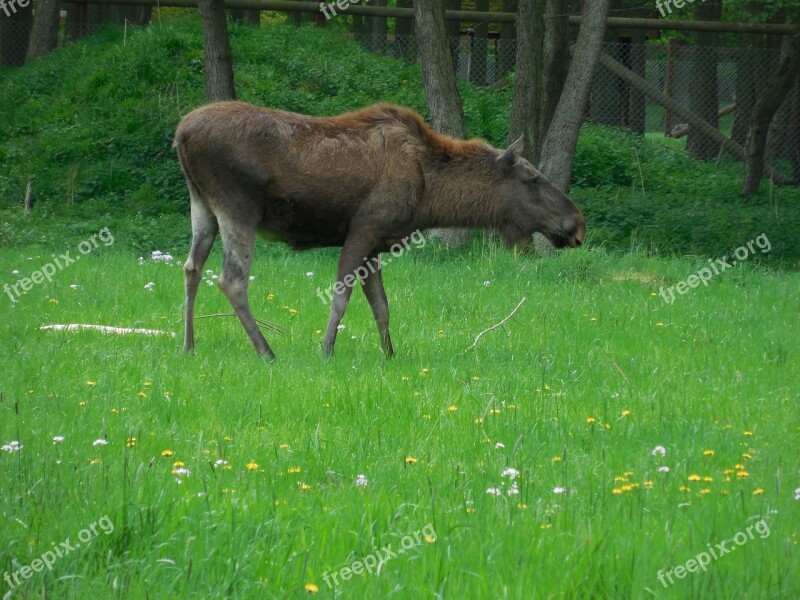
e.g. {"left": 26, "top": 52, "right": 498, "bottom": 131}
{"left": 89, "top": 458, "right": 101, "bottom": 465}
{"left": 507, "top": 404, "right": 516, "bottom": 410}
{"left": 737, "top": 471, "right": 749, "bottom": 478}
{"left": 517, "top": 503, "right": 528, "bottom": 509}
{"left": 126, "top": 437, "right": 137, "bottom": 447}
{"left": 724, "top": 468, "right": 734, "bottom": 475}
{"left": 552, "top": 456, "right": 561, "bottom": 462}
{"left": 624, "top": 471, "right": 634, "bottom": 477}
{"left": 420, "top": 368, "right": 429, "bottom": 375}
{"left": 266, "top": 293, "right": 275, "bottom": 300}
{"left": 621, "top": 410, "right": 631, "bottom": 417}
{"left": 614, "top": 476, "right": 628, "bottom": 482}
{"left": 424, "top": 536, "right": 436, "bottom": 543}
{"left": 702, "top": 476, "right": 713, "bottom": 482}
{"left": 744, "top": 431, "right": 753, "bottom": 436}
{"left": 143, "top": 380, "right": 152, "bottom": 387}
{"left": 279, "top": 444, "right": 290, "bottom": 449}
{"left": 472, "top": 376, "right": 480, "bottom": 381}
{"left": 422, "top": 413, "right": 431, "bottom": 419}
{"left": 656, "top": 322, "right": 663, "bottom": 327}
{"left": 742, "top": 453, "right": 752, "bottom": 460}
{"left": 735, "top": 463, "right": 745, "bottom": 470}
{"left": 699, "top": 488, "right": 711, "bottom": 495}
{"left": 680, "top": 486, "right": 691, "bottom": 492}
{"left": 79, "top": 401, "right": 87, "bottom": 407}
{"left": 405, "top": 456, "right": 417, "bottom": 464}
{"left": 489, "top": 408, "right": 501, "bottom": 414}
{"left": 688, "top": 474, "right": 701, "bottom": 481}
{"left": 304, "top": 583, "right": 319, "bottom": 593}
{"left": 703, "top": 450, "right": 715, "bottom": 456}
{"left": 474, "top": 417, "right": 483, "bottom": 425}
{"left": 247, "top": 462, "right": 259, "bottom": 470}
{"left": 173, "top": 460, "right": 185, "bottom": 468}
{"left": 223, "top": 435, "right": 232, "bottom": 442}
{"left": 465, "top": 506, "right": 475, "bottom": 513}
{"left": 402, "top": 376, "right": 410, "bottom": 381}
{"left": 138, "top": 391, "right": 148, "bottom": 398}
{"left": 437, "top": 330, "right": 445, "bottom": 338}
{"left": 644, "top": 480, "right": 654, "bottom": 489}
{"left": 650, "top": 292, "right": 657, "bottom": 297}
{"left": 753, "top": 488, "right": 764, "bottom": 495}
{"left": 590, "top": 317, "right": 598, "bottom": 321}
{"left": 110, "top": 408, "right": 118, "bottom": 414}
{"left": 612, "top": 488, "right": 623, "bottom": 495}
{"left": 298, "top": 482, "right": 311, "bottom": 491}
{"left": 288, "top": 467, "right": 301, "bottom": 474}
{"left": 448, "top": 405, "right": 458, "bottom": 412}
{"left": 540, "top": 523, "right": 552, "bottom": 529}
{"left": 49, "top": 298, "right": 59, "bottom": 304}
{"left": 161, "top": 449, "right": 173, "bottom": 457}
{"left": 289, "top": 308, "right": 298, "bottom": 316}
{"left": 586, "top": 417, "right": 596, "bottom": 424}
{"left": 86, "top": 380, "right": 96, "bottom": 386}
{"left": 621, "top": 485, "right": 633, "bottom": 492}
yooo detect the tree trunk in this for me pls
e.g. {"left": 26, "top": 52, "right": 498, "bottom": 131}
{"left": 415, "top": 0, "right": 469, "bottom": 246}
{"left": 444, "top": 0, "right": 461, "bottom": 73}
{"left": 687, "top": 2, "right": 722, "bottom": 160}
{"left": 0, "top": 0, "right": 33, "bottom": 67}
{"left": 742, "top": 35, "right": 800, "bottom": 196}
{"left": 540, "top": 0, "right": 569, "bottom": 143}
{"left": 539, "top": 0, "right": 609, "bottom": 193}
{"left": 26, "top": 0, "right": 62, "bottom": 62}
{"left": 508, "top": 0, "right": 545, "bottom": 165}
{"left": 199, "top": 0, "right": 236, "bottom": 102}
{"left": 589, "top": 0, "right": 621, "bottom": 127}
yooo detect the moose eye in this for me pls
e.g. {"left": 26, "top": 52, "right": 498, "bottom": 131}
{"left": 527, "top": 174, "right": 540, "bottom": 185}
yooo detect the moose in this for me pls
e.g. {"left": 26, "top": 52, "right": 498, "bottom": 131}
{"left": 174, "top": 102, "right": 585, "bottom": 360}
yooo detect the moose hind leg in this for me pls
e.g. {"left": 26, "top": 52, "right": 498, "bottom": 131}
{"left": 217, "top": 217, "right": 275, "bottom": 360}
{"left": 184, "top": 196, "right": 218, "bottom": 353}
{"left": 360, "top": 253, "right": 394, "bottom": 357}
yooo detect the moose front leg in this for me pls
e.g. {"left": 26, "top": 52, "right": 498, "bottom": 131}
{"left": 321, "top": 234, "right": 378, "bottom": 356}
{"left": 360, "top": 252, "right": 394, "bottom": 357}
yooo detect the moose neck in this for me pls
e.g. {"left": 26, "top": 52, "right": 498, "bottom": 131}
{"left": 418, "top": 146, "right": 505, "bottom": 231}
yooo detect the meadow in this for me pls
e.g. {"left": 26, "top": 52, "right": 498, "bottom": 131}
{"left": 1, "top": 234, "right": 798, "bottom": 598}
{"left": 1, "top": 14, "right": 799, "bottom": 600}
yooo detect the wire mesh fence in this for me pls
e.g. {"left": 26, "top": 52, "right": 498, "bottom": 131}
{"left": 2, "top": 11, "right": 797, "bottom": 168}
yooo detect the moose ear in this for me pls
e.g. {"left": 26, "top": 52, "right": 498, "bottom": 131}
{"left": 497, "top": 136, "right": 524, "bottom": 171}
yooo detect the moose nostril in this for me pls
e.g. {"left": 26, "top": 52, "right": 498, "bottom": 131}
{"left": 575, "top": 237, "right": 583, "bottom": 247}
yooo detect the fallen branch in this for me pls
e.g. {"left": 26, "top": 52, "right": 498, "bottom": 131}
{"left": 187, "top": 313, "right": 287, "bottom": 335}
{"left": 463, "top": 297, "right": 526, "bottom": 352}
{"left": 40, "top": 324, "right": 175, "bottom": 337}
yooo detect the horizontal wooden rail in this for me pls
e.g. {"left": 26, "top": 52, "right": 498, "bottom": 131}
{"left": 66, "top": 0, "right": 799, "bottom": 35}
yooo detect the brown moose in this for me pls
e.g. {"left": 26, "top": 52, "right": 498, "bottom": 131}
{"left": 174, "top": 102, "right": 585, "bottom": 360}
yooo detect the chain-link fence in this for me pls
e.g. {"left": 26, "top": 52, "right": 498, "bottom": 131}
{"left": 2, "top": 11, "right": 797, "bottom": 167}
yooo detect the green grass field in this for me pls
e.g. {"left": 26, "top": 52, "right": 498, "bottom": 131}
{"left": 1, "top": 236, "right": 798, "bottom": 598}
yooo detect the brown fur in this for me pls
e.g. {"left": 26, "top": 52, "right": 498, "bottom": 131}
{"left": 175, "top": 102, "right": 585, "bottom": 359}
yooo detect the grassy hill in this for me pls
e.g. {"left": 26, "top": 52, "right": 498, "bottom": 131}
{"left": 1, "top": 17, "right": 799, "bottom": 264}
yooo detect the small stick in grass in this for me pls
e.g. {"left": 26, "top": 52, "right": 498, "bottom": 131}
{"left": 463, "top": 297, "right": 526, "bottom": 352}
{"left": 185, "top": 313, "right": 287, "bottom": 336}
{"left": 40, "top": 324, "right": 175, "bottom": 337}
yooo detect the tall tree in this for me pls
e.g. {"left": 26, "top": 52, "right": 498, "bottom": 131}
{"left": 414, "top": 0, "right": 469, "bottom": 246}
{"left": 199, "top": 0, "right": 236, "bottom": 102}
{"left": 26, "top": 0, "right": 62, "bottom": 62}
{"left": 687, "top": 2, "right": 722, "bottom": 160}
{"left": 742, "top": 34, "right": 800, "bottom": 195}
{"left": 539, "top": 0, "right": 609, "bottom": 192}
{"left": 540, "top": 0, "right": 570, "bottom": 142}
{"left": 508, "top": 0, "right": 545, "bottom": 164}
